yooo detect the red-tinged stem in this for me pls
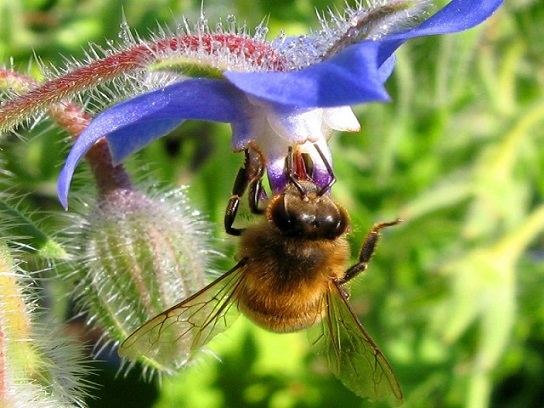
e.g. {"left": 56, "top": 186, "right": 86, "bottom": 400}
{"left": 49, "top": 102, "right": 92, "bottom": 138}
{"left": 84, "top": 138, "right": 133, "bottom": 196}
{"left": 0, "top": 33, "right": 285, "bottom": 133}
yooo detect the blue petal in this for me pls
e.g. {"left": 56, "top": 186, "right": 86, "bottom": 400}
{"left": 107, "top": 80, "right": 251, "bottom": 162}
{"left": 57, "top": 79, "right": 250, "bottom": 208}
{"left": 378, "top": 55, "right": 396, "bottom": 82}
{"left": 377, "top": 0, "right": 504, "bottom": 65}
{"left": 224, "top": 41, "right": 390, "bottom": 108}
{"left": 225, "top": 0, "right": 503, "bottom": 108}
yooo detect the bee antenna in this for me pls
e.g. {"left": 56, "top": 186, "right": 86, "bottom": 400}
{"left": 313, "top": 143, "right": 336, "bottom": 196}
{"left": 286, "top": 146, "right": 308, "bottom": 197}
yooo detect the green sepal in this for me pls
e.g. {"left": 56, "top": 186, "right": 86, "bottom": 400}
{"left": 149, "top": 57, "right": 224, "bottom": 79}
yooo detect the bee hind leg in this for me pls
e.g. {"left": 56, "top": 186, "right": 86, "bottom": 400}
{"left": 338, "top": 218, "right": 403, "bottom": 284}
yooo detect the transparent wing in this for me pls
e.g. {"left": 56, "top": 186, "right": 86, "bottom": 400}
{"left": 119, "top": 260, "right": 246, "bottom": 372}
{"left": 310, "top": 281, "right": 403, "bottom": 405}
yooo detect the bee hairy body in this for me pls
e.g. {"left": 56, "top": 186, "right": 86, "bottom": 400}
{"left": 235, "top": 219, "right": 351, "bottom": 332}
{"left": 231, "top": 179, "right": 352, "bottom": 333}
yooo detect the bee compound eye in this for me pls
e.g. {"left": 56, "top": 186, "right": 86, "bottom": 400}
{"left": 269, "top": 198, "right": 311, "bottom": 236}
{"left": 270, "top": 197, "right": 296, "bottom": 234}
{"left": 312, "top": 210, "right": 347, "bottom": 239}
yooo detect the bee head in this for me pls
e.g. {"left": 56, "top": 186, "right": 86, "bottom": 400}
{"left": 268, "top": 180, "right": 349, "bottom": 239}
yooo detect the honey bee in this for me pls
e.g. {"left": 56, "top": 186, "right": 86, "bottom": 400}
{"left": 119, "top": 144, "right": 403, "bottom": 403}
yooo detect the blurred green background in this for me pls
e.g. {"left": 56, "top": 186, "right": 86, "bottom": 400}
{"left": 1, "top": 0, "right": 543, "bottom": 407}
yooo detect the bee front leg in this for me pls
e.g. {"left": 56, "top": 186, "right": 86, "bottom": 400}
{"left": 224, "top": 167, "right": 248, "bottom": 236}
{"left": 248, "top": 177, "right": 266, "bottom": 215}
{"left": 224, "top": 149, "right": 266, "bottom": 236}
{"left": 339, "top": 218, "right": 403, "bottom": 284}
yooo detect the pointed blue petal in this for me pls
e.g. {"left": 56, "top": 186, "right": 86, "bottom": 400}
{"left": 106, "top": 80, "right": 250, "bottom": 163}
{"left": 224, "top": 41, "right": 390, "bottom": 108}
{"left": 377, "top": 0, "right": 504, "bottom": 64}
{"left": 57, "top": 79, "right": 250, "bottom": 208}
{"left": 225, "top": 0, "right": 502, "bottom": 108}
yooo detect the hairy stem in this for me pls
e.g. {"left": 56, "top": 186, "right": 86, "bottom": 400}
{"left": 0, "top": 34, "right": 283, "bottom": 134}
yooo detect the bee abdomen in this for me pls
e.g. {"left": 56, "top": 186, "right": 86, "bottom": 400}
{"left": 238, "top": 293, "right": 325, "bottom": 333}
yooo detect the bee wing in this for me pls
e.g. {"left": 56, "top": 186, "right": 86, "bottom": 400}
{"left": 310, "top": 281, "right": 403, "bottom": 404}
{"left": 119, "top": 259, "right": 246, "bottom": 372}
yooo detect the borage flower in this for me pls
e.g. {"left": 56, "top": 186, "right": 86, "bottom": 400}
{"left": 57, "top": 0, "right": 503, "bottom": 208}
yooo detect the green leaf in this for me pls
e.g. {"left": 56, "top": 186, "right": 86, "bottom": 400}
{"left": 0, "top": 200, "right": 69, "bottom": 259}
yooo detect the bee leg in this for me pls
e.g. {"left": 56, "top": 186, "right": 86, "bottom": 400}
{"left": 248, "top": 178, "right": 266, "bottom": 215}
{"left": 312, "top": 143, "right": 336, "bottom": 195}
{"left": 224, "top": 167, "right": 247, "bottom": 236}
{"left": 339, "top": 218, "right": 403, "bottom": 284}
{"left": 224, "top": 149, "right": 266, "bottom": 236}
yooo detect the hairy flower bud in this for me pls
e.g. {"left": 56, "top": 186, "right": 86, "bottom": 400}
{"left": 72, "top": 185, "right": 216, "bottom": 372}
{"left": 0, "top": 242, "right": 92, "bottom": 407}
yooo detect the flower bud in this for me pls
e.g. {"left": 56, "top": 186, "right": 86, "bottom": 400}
{"left": 0, "top": 242, "right": 91, "bottom": 407}
{"left": 73, "top": 185, "right": 215, "bottom": 371}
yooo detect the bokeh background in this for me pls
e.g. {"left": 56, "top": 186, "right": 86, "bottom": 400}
{"left": 1, "top": 0, "right": 542, "bottom": 407}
